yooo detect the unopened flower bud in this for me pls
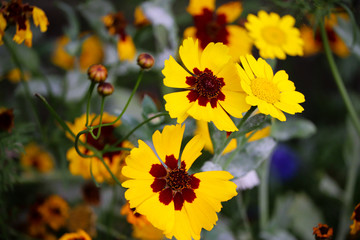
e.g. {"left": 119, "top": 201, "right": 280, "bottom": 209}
{"left": 97, "top": 82, "right": 114, "bottom": 96}
{"left": 137, "top": 53, "right": 155, "bottom": 70}
{"left": 88, "top": 64, "right": 108, "bottom": 83}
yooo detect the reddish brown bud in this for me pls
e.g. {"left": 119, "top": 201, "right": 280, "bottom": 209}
{"left": 137, "top": 53, "right": 155, "bottom": 69}
{"left": 97, "top": 82, "right": 114, "bottom": 96}
{"left": 88, "top": 64, "right": 108, "bottom": 83}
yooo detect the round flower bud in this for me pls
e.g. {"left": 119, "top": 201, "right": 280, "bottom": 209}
{"left": 137, "top": 53, "right": 155, "bottom": 70}
{"left": 97, "top": 82, "right": 114, "bottom": 96}
{"left": 88, "top": 64, "right": 108, "bottom": 83}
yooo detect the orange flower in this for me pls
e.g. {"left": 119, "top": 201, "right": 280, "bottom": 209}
{"left": 350, "top": 203, "right": 360, "bottom": 235}
{"left": 38, "top": 195, "right": 69, "bottom": 231}
{"left": 313, "top": 223, "right": 333, "bottom": 240}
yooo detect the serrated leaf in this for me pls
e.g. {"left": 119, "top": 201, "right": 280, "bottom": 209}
{"left": 271, "top": 118, "right": 316, "bottom": 141}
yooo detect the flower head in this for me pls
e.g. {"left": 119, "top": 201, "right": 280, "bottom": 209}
{"left": 38, "top": 195, "right": 69, "bottom": 231}
{"left": 245, "top": 11, "right": 303, "bottom": 59}
{"left": 67, "top": 204, "right": 97, "bottom": 237}
{"left": 59, "top": 229, "right": 92, "bottom": 240}
{"left": 66, "top": 113, "right": 132, "bottom": 183}
{"left": 122, "top": 124, "right": 237, "bottom": 240}
{"left": 20, "top": 142, "right": 54, "bottom": 173}
{"left": 88, "top": 64, "right": 108, "bottom": 83}
{"left": 237, "top": 55, "right": 305, "bottom": 121}
{"left": 102, "top": 12, "right": 136, "bottom": 61}
{"left": 0, "top": 0, "right": 48, "bottom": 47}
{"left": 313, "top": 223, "right": 333, "bottom": 240}
{"left": 185, "top": 0, "right": 252, "bottom": 60}
{"left": 163, "top": 37, "right": 250, "bottom": 131}
{"left": 350, "top": 203, "right": 360, "bottom": 235}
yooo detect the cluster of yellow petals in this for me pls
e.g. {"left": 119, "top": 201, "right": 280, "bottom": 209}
{"left": 20, "top": 142, "right": 54, "bottom": 173}
{"left": 59, "top": 229, "right": 92, "bottom": 240}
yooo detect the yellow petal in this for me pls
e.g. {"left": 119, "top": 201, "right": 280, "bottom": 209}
{"left": 171, "top": 210, "right": 200, "bottom": 240}
{"left": 123, "top": 179, "right": 156, "bottom": 207}
{"left": 152, "top": 124, "right": 185, "bottom": 163}
{"left": 183, "top": 26, "right": 197, "bottom": 39}
{"left": 163, "top": 56, "right": 192, "bottom": 88}
{"left": 280, "top": 91, "right": 305, "bottom": 103}
{"left": 117, "top": 36, "right": 136, "bottom": 61}
{"left": 218, "top": 61, "right": 243, "bottom": 92}
{"left": 179, "top": 37, "right": 201, "bottom": 73}
{"left": 200, "top": 42, "right": 231, "bottom": 75}
{"left": 164, "top": 91, "right": 194, "bottom": 123}
{"left": 181, "top": 135, "right": 204, "bottom": 170}
{"left": 273, "top": 70, "right": 288, "bottom": 84}
{"left": 277, "top": 79, "right": 295, "bottom": 92}
{"left": 195, "top": 120, "right": 214, "bottom": 153}
{"left": 236, "top": 64, "right": 251, "bottom": 86}
{"left": 32, "top": 7, "right": 49, "bottom": 32}
{"left": 240, "top": 55, "right": 255, "bottom": 80}
{"left": 187, "top": 103, "right": 238, "bottom": 132}
{"left": 187, "top": 0, "right": 215, "bottom": 15}
{"left": 226, "top": 25, "right": 253, "bottom": 60}
{"left": 216, "top": 1, "right": 242, "bottom": 23}
{"left": 220, "top": 90, "right": 250, "bottom": 118}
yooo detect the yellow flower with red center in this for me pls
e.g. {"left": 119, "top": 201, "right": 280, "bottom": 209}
{"left": 38, "top": 195, "right": 69, "bottom": 231}
{"left": 122, "top": 124, "right": 238, "bottom": 240}
{"left": 20, "top": 142, "right": 54, "bottom": 173}
{"left": 300, "top": 12, "right": 350, "bottom": 58}
{"left": 237, "top": 55, "right": 305, "bottom": 121}
{"left": 121, "top": 202, "right": 164, "bottom": 240}
{"left": 313, "top": 223, "right": 333, "bottom": 240}
{"left": 102, "top": 12, "right": 136, "bottom": 61}
{"left": 245, "top": 11, "right": 303, "bottom": 59}
{"left": 0, "top": 0, "right": 49, "bottom": 47}
{"left": 163, "top": 37, "right": 250, "bottom": 132}
{"left": 185, "top": 0, "right": 252, "bottom": 60}
{"left": 66, "top": 113, "right": 132, "bottom": 183}
{"left": 350, "top": 203, "right": 360, "bottom": 235}
{"left": 59, "top": 229, "right": 92, "bottom": 240}
{"left": 51, "top": 34, "right": 104, "bottom": 72}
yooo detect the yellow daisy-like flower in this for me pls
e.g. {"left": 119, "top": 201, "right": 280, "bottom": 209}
{"left": 163, "top": 37, "right": 250, "bottom": 132}
{"left": 121, "top": 202, "right": 164, "bottom": 240}
{"left": 20, "top": 142, "right": 54, "bottom": 173}
{"left": 59, "top": 229, "right": 92, "bottom": 240}
{"left": 66, "top": 113, "right": 132, "bottom": 183}
{"left": 350, "top": 203, "right": 360, "bottom": 235}
{"left": 245, "top": 10, "right": 303, "bottom": 59}
{"left": 184, "top": 0, "right": 252, "bottom": 60}
{"left": 122, "top": 124, "right": 238, "bottom": 240}
{"left": 237, "top": 55, "right": 305, "bottom": 121}
{"left": 38, "top": 195, "right": 69, "bottom": 231}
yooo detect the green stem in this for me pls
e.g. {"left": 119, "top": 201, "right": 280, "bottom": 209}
{"left": 92, "top": 96, "right": 105, "bottom": 139}
{"left": 259, "top": 156, "right": 271, "bottom": 231}
{"left": 85, "top": 81, "right": 96, "bottom": 127}
{"left": 236, "top": 192, "right": 254, "bottom": 240}
{"left": 320, "top": 18, "right": 360, "bottom": 240}
{"left": 320, "top": 20, "right": 360, "bottom": 137}
{"left": 213, "top": 106, "right": 257, "bottom": 164}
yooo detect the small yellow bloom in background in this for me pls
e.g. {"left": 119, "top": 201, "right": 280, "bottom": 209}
{"left": 185, "top": 0, "right": 252, "bottom": 60}
{"left": 67, "top": 204, "right": 97, "bottom": 237}
{"left": 0, "top": 13, "right": 6, "bottom": 45}
{"left": 38, "top": 195, "right": 69, "bottom": 231}
{"left": 237, "top": 55, "right": 305, "bottom": 121}
{"left": 32, "top": 7, "right": 49, "bottom": 32}
{"left": 102, "top": 12, "right": 136, "bottom": 61}
{"left": 163, "top": 37, "right": 250, "bottom": 132}
{"left": 52, "top": 35, "right": 104, "bottom": 72}
{"left": 350, "top": 203, "right": 360, "bottom": 235}
{"left": 66, "top": 113, "right": 132, "bottom": 183}
{"left": 245, "top": 10, "right": 303, "bottom": 59}
{"left": 134, "top": 6, "right": 150, "bottom": 28}
{"left": 122, "top": 124, "right": 238, "bottom": 240}
{"left": 3, "top": 68, "right": 30, "bottom": 83}
{"left": 20, "top": 142, "right": 54, "bottom": 173}
{"left": 121, "top": 202, "right": 164, "bottom": 240}
{"left": 59, "top": 229, "right": 92, "bottom": 240}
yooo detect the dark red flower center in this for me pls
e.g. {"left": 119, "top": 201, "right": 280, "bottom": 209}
{"left": 149, "top": 155, "right": 200, "bottom": 211}
{"left": 193, "top": 8, "right": 229, "bottom": 49}
{"left": 1, "top": 1, "right": 33, "bottom": 30}
{"left": 186, "top": 67, "right": 225, "bottom": 108}
{"left": 50, "top": 207, "right": 61, "bottom": 216}
{"left": 84, "top": 124, "right": 122, "bottom": 161}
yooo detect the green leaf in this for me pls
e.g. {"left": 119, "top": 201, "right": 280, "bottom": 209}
{"left": 271, "top": 118, "right": 316, "bottom": 141}
{"left": 232, "top": 114, "right": 270, "bottom": 139}
{"left": 141, "top": 95, "right": 158, "bottom": 118}
{"left": 319, "top": 174, "right": 343, "bottom": 200}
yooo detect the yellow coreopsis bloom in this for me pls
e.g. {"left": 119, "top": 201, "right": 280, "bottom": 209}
{"left": 13, "top": 20, "right": 33, "bottom": 47}
{"left": 66, "top": 113, "right": 132, "bottom": 183}
{"left": 20, "top": 142, "right": 54, "bottom": 173}
{"left": 350, "top": 203, "right": 360, "bottom": 235}
{"left": 163, "top": 37, "right": 250, "bottom": 132}
{"left": 185, "top": 0, "right": 252, "bottom": 60}
{"left": 237, "top": 55, "right": 305, "bottom": 121}
{"left": 38, "top": 195, "right": 69, "bottom": 231}
{"left": 245, "top": 11, "right": 303, "bottom": 59}
{"left": 122, "top": 124, "right": 238, "bottom": 240}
